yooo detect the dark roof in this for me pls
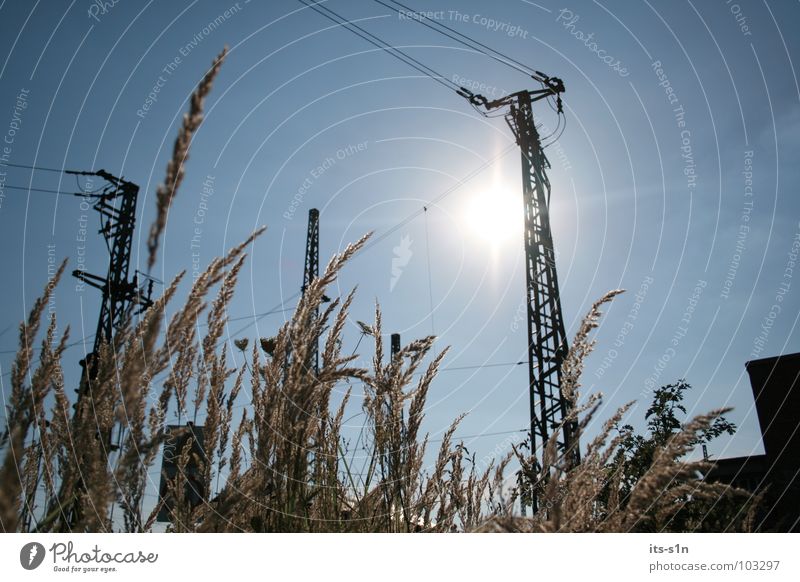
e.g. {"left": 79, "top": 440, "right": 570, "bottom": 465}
{"left": 709, "top": 454, "right": 768, "bottom": 479}
{"left": 745, "top": 351, "right": 800, "bottom": 369}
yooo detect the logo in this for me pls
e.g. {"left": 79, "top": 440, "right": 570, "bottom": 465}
{"left": 390, "top": 234, "right": 413, "bottom": 291}
{"left": 20, "top": 542, "right": 46, "bottom": 570}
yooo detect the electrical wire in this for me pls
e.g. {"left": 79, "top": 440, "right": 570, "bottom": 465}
{"left": 361, "top": 142, "right": 516, "bottom": 254}
{"left": 226, "top": 307, "right": 295, "bottom": 324}
{"left": 0, "top": 307, "right": 295, "bottom": 371}
{"left": 442, "top": 360, "right": 526, "bottom": 372}
{"left": 539, "top": 112, "right": 563, "bottom": 143}
{"left": 3, "top": 138, "right": 513, "bottom": 365}
{"left": 368, "top": 0, "right": 568, "bottom": 147}
{"left": 0, "top": 161, "right": 79, "bottom": 174}
{"left": 423, "top": 206, "right": 435, "bottom": 337}
{"left": 365, "top": 0, "right": 569, "bottom": 149}
{"left": 542, "top": 113, "right": 566, "bottom": 148}
{"left": 372, "top": 0, "right": 537, "bottom": 78}
{"left": 429, "top": 427, "right": 528, "bottom": 443}
{"left": 2, "top": 2, "right": 547, "bottom": 432}
{"left": 1, "top": 139, "right": 514, "bottom": 383}
{"left": 3, "top": 161, "right": 114, "bottom": 194}
{"left": 296, "top": 0, "right": 461, "bottom": 94}
{"left": 2, "top": 136, "right": 509, "bottom": 359}
{"left": 0, "top": 184, "right": 88, "bottom": 197}
{"left": 74, "top": 174, "right": 105, "bottom": 194}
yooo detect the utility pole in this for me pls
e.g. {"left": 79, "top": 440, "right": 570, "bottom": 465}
{"left": 302, "top": 208, "right": 321, "bottom": 375}
{"left": 65, "top": 169, "right": 153, "bottom": 527}
{"left": 293, "top": 0, "right": 579, "bottom": 479}
{"left": 293, "top": 0, "right": 580, "bottom": 515}
{"left": 71, "top": 170, "right": 154, "bottom": 384}
{"left": 461, "top": 74, "right": 580, "bottom": 489}
{"left": 390, "top": 333, "right": 401, "bottom": 362}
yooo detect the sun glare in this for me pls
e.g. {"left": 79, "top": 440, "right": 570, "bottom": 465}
{"left": 464, "top": 184, "right": 522, "bottom": 246}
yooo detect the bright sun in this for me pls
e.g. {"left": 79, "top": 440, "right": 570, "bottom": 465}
{"left": 464, "top": 185, "right": 522, "bottom": 246}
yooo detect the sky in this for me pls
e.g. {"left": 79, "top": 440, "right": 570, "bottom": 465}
{"left": 0, "top": 0, "right": 799, "bottom": 510}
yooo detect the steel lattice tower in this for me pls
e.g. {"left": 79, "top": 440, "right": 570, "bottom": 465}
{"left": 391, "top": 333, "right": 401, "bottom": 361}
{"left": 63, "top": 169, "right": 153, "bottom": 528}
{"left": 302, "top": 208, "right": 321, "bottom": 374}
{"left": 462, "top": 77, "right": 580, "bottom": 477}
{"left": 71, "top": 170, "right": 153, "bottom": 373}
{"left": 510, "top": 92, "right": 578, "bottom": 467}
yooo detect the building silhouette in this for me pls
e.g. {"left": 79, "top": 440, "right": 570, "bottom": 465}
{"left": 708, "top": 352, "right": 800, "bottom": 532}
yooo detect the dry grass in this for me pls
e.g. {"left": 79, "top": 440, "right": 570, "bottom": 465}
{"left": 0, "top": 255, "right": 756, "bottom": 532}
{"left": 477, "top": 292, "right": 758, "bottom": 533}
{"left": 0, "top": 225, "right": 265, "bottom": 532}
{"left": 189, "top": 235, "right": 513, "bottom": 532}
{"left": 146, "top": 46, "right": 228, "bottom": 270}
{"left": 0, "top": 48, "right": 755, "bottom": 533}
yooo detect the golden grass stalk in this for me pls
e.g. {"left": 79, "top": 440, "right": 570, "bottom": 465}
{"left": 0, "top": 261, "right": 66, "bottom": 531}
{"left": 1, "top": 219, "right": 754, "bottom": 533}
{"left": 146, "top": 46, "right": 227, "bottom": 270}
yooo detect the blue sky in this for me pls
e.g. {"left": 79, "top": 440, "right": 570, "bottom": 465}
{"left": 1, "top": 0, "right": 799, "bottom": 496}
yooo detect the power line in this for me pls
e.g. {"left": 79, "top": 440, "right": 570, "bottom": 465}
{"left": 3, "top": 162, "right": 124, "bottom": 193}
{"left": 1, "top": 0, "right": 520, "bottom": 397}
{"left": 296, "top": 0, "right": 461, "bottom": 94}
{"left": 423, "top": 206, "right": 435, "bottom": 336}
{"left": 361, "top": 142, "right": 516, "bottom": 253}
{"left": 203, "top": 146, "right": 515, "bottom": 344}
{"left": 0, "top": 334, "right": 96, "bottom": 356}
{"left": 189, "top": 360, "right": 531, "bottom": 423}
{"left": 0, "top": 140, "right": 512, "bottom": 379}
{"left": 372, "top": 0, "right": 536, "bottom": 77}
{"left": 2, "top": 138, "right": 509, "bottom": 361}
{"left": 0, "top": 307, "right": 296, "bottom": 356}
{"left": 0, "top": 184, "right": 86, "bottom": 197}
{"left": 225, "top": 306, "right": 295, "bottom": 325}
{"left": 442, "top": 361, "right": 526, "bottom": 372}
{"left": 0, "top": 161, "right": 79, "bottom": 174}
{"left": 429, "top": 427, "right": 528, "bottom": 443}
{"left": 224, "top": 294, "right": 301, "bottom": 343}
{"left": 0, "top": 306, "right": 297, "bottom": 376}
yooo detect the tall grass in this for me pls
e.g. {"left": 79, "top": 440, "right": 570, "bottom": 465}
{"left": 147, "top": 46, "right": 227, "bottom": 270}
{"left": 476, "top": 293, "right": 759, "bottom": 533}
{"left": 0, "top": 48, "right": 755, "bottom": 533}
{"left": 0, "top": 255, "right": 756, "bottom": 532}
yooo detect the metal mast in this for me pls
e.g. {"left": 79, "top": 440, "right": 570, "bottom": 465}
{"left": 71, "top": 169, "right": 154, "bottom": 376}
{"left": 460, "top": 75, "right": 579, "bottom": 469}
{"left": 63, "top": 169, "right": 153, "bottom": 528}
{"left": 390, "top": 333, "right": 401, "bottom": 361}
{"left": 290, "top": 0, "right": 579, "bottom": 508}
{"left": 302, "top": 208, "right": 321, "bottom": 374}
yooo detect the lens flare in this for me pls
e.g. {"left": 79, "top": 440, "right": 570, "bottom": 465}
{"left": 464, "top": 184, "right": 521, "bottom": 246}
